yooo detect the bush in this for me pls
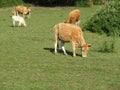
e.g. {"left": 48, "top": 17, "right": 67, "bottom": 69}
{"left": 83, "top": 0, "right": 120, "bottom": 36}
{"left": 0, "top": 0, "right": 24, "bottom": 7}
{"left": 93, "top": 0, "right": 103, "bottom": 5}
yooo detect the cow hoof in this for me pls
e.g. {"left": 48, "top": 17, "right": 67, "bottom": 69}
{"left": 54, "top": 52, "right": 57, "bottom": 54}
{"left": 64, "top": 53, "right": 68, "bottom": 56}
{"left": 82, "top": 55, "right": 87, "bottom": 57}
{"left": 73, "top": 54, "right": 76, "bottom": 57}
{"left": 65, "top": 54, "right": 68, "bottom": 56}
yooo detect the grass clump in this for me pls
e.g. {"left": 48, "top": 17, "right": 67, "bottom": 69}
{"left": 98, "top": 38, "right": 116, "bottom": 53}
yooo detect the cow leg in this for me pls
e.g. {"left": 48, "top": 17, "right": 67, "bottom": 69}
{"left": 54, "top": 43, "right": 57, "bottom": 54}
{"left": 13, "top": 20, "right": 15, "bottom": 27}
{"left": 18, "top": 21, "right": 21, "bottom": 26}
{"left": 72, "top": 42, "right": 76, "bottom": 57}
{"left": 22, "top": 20, "right": 26, "bottom": 27}
{"left": 23, "top": 13, "right": 25, "bottom": 18}
{"left": 61, "top": 42, "right": 67, "bottom": 55}
{"left": 28, "top": 12, "right": 31, "bottom": 18}
{"left": 76, "top": 20, "right": 80, "bottom": 26}
{"left": 54, "top": 33, "right": 58, "bottom": 54}
{"left": 76, "top": 22, "right": 78, "bottom": 25}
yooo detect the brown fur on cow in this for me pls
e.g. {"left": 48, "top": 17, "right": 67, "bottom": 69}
{"left": 53, "top": 23, "right": 91, "bottom": 57}
{"left": 12, "top": 8, "right": 18, "bottom": 15}
{"left": 12, "top": 5, "right": 31, "bottom": 18}
{"left": 65, "top": 9, "right": 80, "bottom": 26}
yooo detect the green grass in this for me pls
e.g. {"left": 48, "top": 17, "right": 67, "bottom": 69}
{"left": 0, "top": 6, "right": 120, "bottom": 90}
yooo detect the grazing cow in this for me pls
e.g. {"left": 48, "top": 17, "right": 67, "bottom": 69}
{"left": 53, "top": 23, "right": 91, "bottom": 57}
{"left": 12, "top": 14, "right": 26, "bottom": 27}
{"left": 14, "top": 5, "right": 31, "bottom": 18}
{"left": 11, "top": 8, "right": 18, "bottom": 15}
{"left": 65, "top": 9, "right": 80, "bottom": 25}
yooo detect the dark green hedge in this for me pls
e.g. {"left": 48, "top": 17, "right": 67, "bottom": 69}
{"left": 75, "top": 0, "right": 90, "bottom": 7}
{"left": 23, "top": 0, "right": 75, "bottom": 6}
{"left": 23, "top": 0, "right": 107, "bottom": 7}
{"left": 0, "top": 0, "right": 23, "bottom": 7}
{"left": 83, "top": 0, "right": 120, "bottom": 36}
{"left": 0, "top": 0, "right": 109, "bottom": 7}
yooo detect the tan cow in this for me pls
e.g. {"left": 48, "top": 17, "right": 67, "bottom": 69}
{"left": 65, "top": 9, "right": 80, "bottom": 26}
{"left": 53, "top": 23, "right": 91, "bottom": 57}
{"left": 11, "top": 8, "right": 18, "bottom": 15}
{"left": 12, "top": 5, "right": 31, "bottom": 18}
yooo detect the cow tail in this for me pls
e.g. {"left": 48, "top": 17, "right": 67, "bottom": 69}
{"left": 53, "top": 24, "right": 60, "bottom": 49}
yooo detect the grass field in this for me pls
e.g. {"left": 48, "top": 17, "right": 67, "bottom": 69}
{"left": 0, "top": 6, "right": 120, "bottom": 90}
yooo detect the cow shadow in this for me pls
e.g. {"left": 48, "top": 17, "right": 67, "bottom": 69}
{"left": 44, "top": 48, "right": 81, "bottom": 57}
{"left": 44, "top": 48, "right": 54, "bottom": 54}
{"left": 10, "top": 25, "right": 25, "bottom": 27}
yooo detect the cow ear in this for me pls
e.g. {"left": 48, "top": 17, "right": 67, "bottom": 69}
{"left": 88, "top": 44, "right": 91, "bottom": 47}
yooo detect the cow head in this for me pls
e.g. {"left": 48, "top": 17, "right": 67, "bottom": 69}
{"left": 81, "top": 44, "right": 91, "bottom": 57}
{"left": 27, "top": 7, "right": 31, "bottom": 12}
{"left": 12, "top": 9, "right": 18, "bottom": 16}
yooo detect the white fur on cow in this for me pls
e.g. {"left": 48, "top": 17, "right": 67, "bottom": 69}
{"left": 12, "top": 14, "right": 26, "bottom": 27}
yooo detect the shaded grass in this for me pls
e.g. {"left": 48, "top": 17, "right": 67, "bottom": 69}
{"left": 0, "top": 6, "right": 120, "bottom": 90}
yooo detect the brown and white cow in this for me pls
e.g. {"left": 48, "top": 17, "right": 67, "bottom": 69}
{"left": 53, "top": 23, "right": 91, "bottom": 57}
{"left": 65, "top": 9, "right": 80, "bottom": 26}
{"left": 12, "top": 5, "right": 31, "bottom": 18}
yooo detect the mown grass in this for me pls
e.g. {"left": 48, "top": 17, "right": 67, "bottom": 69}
{"left": 0, "top": 6, "right": 120, "bottom": 90}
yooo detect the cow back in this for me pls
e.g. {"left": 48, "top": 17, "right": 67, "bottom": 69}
{"left": 56, "top": 23, "right": 83, "bottom": 43}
